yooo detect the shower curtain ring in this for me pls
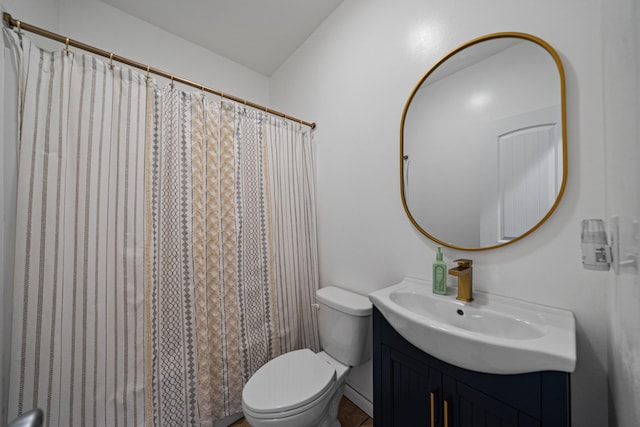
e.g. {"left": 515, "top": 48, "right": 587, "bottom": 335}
{"left": 64, "top": 37, "right": 70, "bottom": 55}
{"left": 170, "top": 75, "right": 174, "bottom": 88}
{"left": 109, "top": 53, "right": 114, "bottom": 70}
{"left": 146, "top": 65, "right": 151, "bottom": 80}
{"left": 16, "top": 20, "right": 22, "bottom": 35}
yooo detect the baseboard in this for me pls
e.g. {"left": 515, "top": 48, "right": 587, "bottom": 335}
{"left": 344, "top": 384, "right": 373, "bottom": 418}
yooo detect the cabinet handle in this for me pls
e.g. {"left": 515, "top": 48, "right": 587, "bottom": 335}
{"left": 429, "top": 392, "right": 435, "bottom": 427}
{"left": 443, "top": 399, "right": 450, "bottom": 427}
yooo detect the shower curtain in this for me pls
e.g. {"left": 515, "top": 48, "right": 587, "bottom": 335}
{"left": 5, "top": 29, "right": 320, "bottom": 427}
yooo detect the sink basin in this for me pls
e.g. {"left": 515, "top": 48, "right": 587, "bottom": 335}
{"left": 369, "top": 277, "right": 576, "bottom": 374}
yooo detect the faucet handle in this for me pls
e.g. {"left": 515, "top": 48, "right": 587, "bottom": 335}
{"left": 453, "top": 259, "right": 473, "bottom": 268}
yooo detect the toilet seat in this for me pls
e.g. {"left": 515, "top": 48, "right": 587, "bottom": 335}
{"left": 242, "top": 349, "right": 336, "bottom": 417}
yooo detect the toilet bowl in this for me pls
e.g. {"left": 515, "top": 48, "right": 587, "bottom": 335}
{"left": 241, "top": 286, "right": 372, "bottom": 427}
{"left": 242, "top": 349, "right": 348, "bottom": 427}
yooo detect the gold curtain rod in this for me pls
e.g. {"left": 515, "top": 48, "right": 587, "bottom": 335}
{"left": 2, "top": 12, "right": 316, "bottom": 129}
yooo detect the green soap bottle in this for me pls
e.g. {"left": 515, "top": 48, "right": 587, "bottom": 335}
{"left": 432, "top": 246, "right": 447, "bottom": 295}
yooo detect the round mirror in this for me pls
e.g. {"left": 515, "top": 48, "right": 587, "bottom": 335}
{"left": 400, "top": 32, "right": 567, "bottom": 251}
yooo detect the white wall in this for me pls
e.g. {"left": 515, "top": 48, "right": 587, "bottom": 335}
{"left": 1, "top": 0, "right": 270, "bottom": 103}
{"left": 1, "top": 0, "right": 60, "bottom": 32}
{"left": 603, "top": 0, "right": 640, "bottom": 425}
{"left": 270, "top": 1, "right": 609, "bottom": 425}
{"left": 56, "top": 0, "right": 269, "bottom": 104}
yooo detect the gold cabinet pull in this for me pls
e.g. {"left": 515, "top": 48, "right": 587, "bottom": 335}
{"left": 430, "top": 392, "right": 435, "bottom": 427}
{"left": 443, "top": 399, "right": 450, "bottom": 427}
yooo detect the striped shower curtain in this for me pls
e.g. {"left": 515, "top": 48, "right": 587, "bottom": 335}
{"left": 5, "top": 29, "right": 320, "bottom": 427}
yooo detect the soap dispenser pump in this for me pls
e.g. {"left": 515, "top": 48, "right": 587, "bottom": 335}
{"left": 432, "top": 246, "right": 447, "bottom": 295}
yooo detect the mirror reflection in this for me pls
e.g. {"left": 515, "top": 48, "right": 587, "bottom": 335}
{"left": 401, "top": 33, "right": 566, "bottom": 250}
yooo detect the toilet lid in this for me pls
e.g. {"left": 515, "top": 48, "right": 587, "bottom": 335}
{"left": 242, "top": 349, "right": 336, "bottom": 414}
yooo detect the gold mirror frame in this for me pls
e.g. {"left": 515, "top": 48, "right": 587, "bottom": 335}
{"left": 400, "top": 32, "right": 567, "bottom": 251}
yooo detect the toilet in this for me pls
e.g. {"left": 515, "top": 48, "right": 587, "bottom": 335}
{"left": 241, "top": 286, "right": 372, "bottom": 427}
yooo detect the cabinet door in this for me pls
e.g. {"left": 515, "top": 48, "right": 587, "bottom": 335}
{"left": 448, "top": 381, "right": 540, "bottom": 427}
{"left": 380, "top": 345, "right": 442, "bottom": 426}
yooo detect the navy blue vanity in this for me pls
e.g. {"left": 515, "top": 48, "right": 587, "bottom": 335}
{"left": 372, "top": 308, "right": 571, "bottom": 427}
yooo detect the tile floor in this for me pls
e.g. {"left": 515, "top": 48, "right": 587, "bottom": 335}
{"left": 230, "top": 396, "right": 373, "bottom": 427}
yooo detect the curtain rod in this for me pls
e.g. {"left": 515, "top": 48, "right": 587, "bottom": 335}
{"left": 2, "top": 12, "right": 316, "bottom": 129}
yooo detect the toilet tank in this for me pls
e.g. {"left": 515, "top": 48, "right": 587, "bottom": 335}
{"left": 316, "top": 286, "right": 372, "bottom": 366}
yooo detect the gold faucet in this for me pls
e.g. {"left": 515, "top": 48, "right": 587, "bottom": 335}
{"left": 448, "top": 259, "right": 473, "bottom": 302}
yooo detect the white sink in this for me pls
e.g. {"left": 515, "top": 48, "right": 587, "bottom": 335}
{"left": 369, "top": 277, "right": 576, "bottom": 374}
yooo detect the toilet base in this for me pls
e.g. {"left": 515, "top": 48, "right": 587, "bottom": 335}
{"left": 319, "top": 383, "right": 345, "bottom": 427}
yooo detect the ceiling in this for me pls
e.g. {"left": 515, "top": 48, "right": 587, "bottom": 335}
{"left": 101, "top": 0, "right": 344, "bottom": 76}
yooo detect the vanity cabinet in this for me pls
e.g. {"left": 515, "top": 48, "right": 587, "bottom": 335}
{"left": 372, "top": 308, "right": 570, "bottom": 427}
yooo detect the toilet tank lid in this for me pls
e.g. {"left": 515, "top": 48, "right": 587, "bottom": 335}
{"left": 316, "top": 286, "right": 372, "bottom": 316}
